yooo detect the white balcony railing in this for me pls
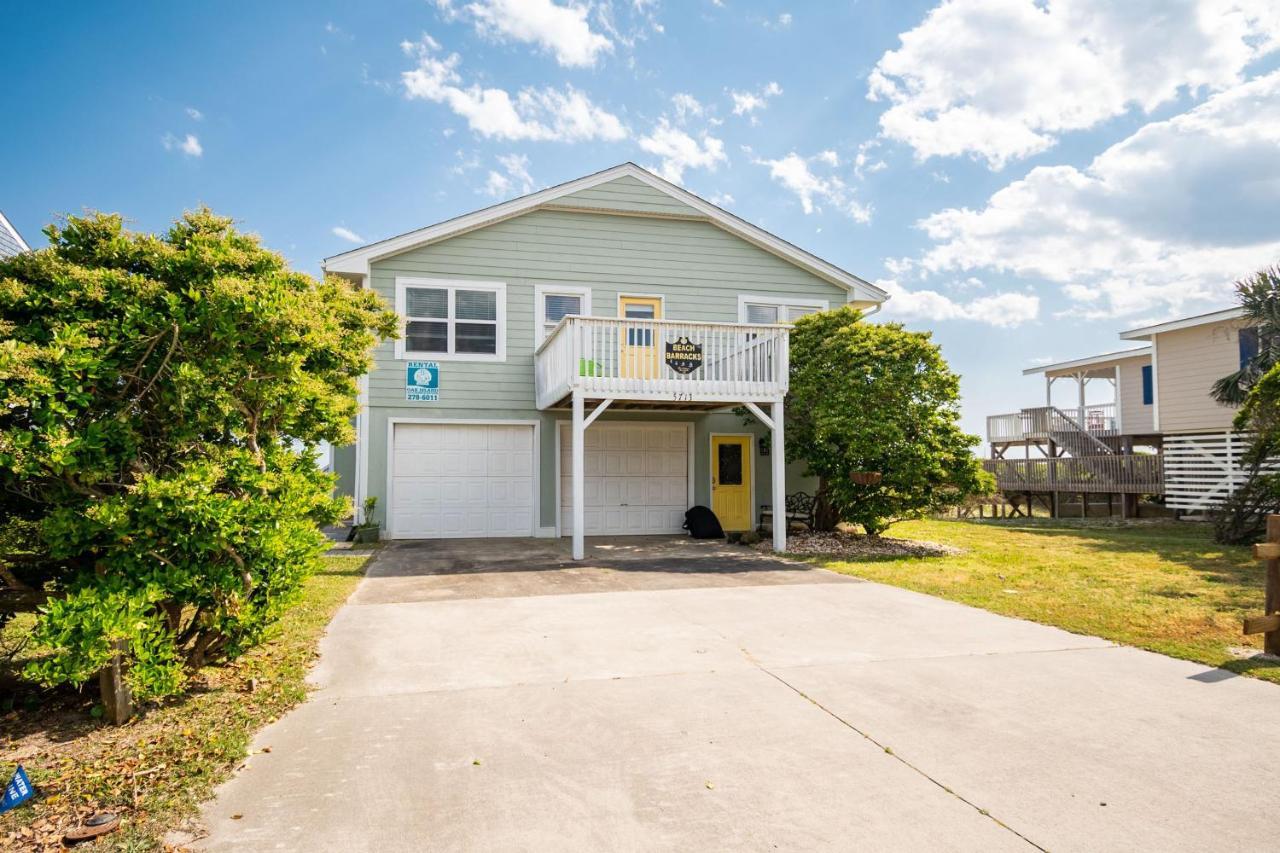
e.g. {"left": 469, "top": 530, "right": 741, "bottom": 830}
{"left": 534, "top": 316, "right": 790, "bottom": 409}
{"left": 986, "top": 403, "right": 1119, "bottom": 442}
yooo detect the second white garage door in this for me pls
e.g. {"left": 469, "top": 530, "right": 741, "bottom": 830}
{"left": 559, "top": 422, "right": 690, "bottom": 536}
{"left": 390, "top": 422, "right": 535, "bottom": 539}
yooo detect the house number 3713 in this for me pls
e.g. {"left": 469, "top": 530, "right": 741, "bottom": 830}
{"left": 672, "top": 392, "right": 693, "bottom": 402}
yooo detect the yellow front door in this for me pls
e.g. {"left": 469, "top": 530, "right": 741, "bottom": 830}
{"left": 619, "top": 295, "right": 661, "bottom": 378}
{"left": 711, "top": 435, "right": 752, "bottom": 531}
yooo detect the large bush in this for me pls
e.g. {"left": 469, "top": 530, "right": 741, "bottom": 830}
{"left": 0, "top": 210, "right": 396, "bottom": 699}
{"left": 785, "top": 307, "right": 992, "bottom": 535}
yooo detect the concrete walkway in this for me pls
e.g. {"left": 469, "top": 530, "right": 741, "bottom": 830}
{"left": 200, "top": 537, "right": 1280, "bottom": 852}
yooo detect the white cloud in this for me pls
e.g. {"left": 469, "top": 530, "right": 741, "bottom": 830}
{"left": 869, "top": 0, "right": 1280, "bottom": 168}
{"left": 433, "top": 0, "right": 612, "bottom": 67}
{"left": 401, "top": 35, "right": 627, "bottom": 142}
{"left": 332, "top": 226, "right": 365, "bottom": 244}
{"left": 638, "top": 118, "right": 727, "bottom": 183}
{"left": 709, "top": 192, "right": 735, "bottom": 207}
{"left": 753, "top": 151, "right": 871, "bottom": 222}
{"left": 162, "top": 133, "right": 203, "bottom": 157}
{"left": 671, "top": 92, "right": 704, "bottom": 122}
{"left": 912, "top": 71, "right": 1280, "bottom": 319}
{"left": 853, "top": 140, "right": 886, "bottom": 179}
{"left": 484, "top": 153, "right": 536, "bottom": 197}
{"left": 729, "top": 81, "right": 782, "bottom": 116}
{"left": 185, "top": 107, "right": 203, "bottom": 121}
{"left": 880, "top": 279, "right": 1040, "bottom": 327}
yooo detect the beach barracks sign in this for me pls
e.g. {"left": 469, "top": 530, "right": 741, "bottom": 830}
{"left": 665, "top": 337, "right": 703, "bottom": 374}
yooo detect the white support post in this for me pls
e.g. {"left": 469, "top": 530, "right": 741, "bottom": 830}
{"left": 571, "top": 390, "right": 586, "bottom": 560}
{"left": 771, "top": 397, "right": 786, "bottom": 553}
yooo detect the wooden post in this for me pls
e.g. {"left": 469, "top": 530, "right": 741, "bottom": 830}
{"left": 1265, "top": 515, "right": 1280, "bottom": 657}
{"left": 99, "top": 640, "right": 133, "bottom": 724}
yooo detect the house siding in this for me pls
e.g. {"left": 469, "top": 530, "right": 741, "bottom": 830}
{"left": 1116, "top": 356, "right": 1155, "bottom": 435}
{"left": 1154, "top": 319, "right": 1245, "bottom": 434}
{"left": 360, "top": 190, "right": 846, "bottom": 531}
{"left": 551, "top": 173, "right": 702, "bottom": 217}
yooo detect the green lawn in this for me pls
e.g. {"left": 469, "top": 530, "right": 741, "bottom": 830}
{"left": 0, "top": 553, "right": 370, "bottom": 851}
{"left": 813, "top": 518, "right": 1280, "bottom": 685}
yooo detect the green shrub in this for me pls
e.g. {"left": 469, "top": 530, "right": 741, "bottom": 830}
{"left": 0, "top": 210, "right": 397, "bottom": 699}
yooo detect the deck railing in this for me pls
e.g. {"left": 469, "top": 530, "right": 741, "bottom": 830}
{"left": 986, "top": 403, "right": 1118, "bottom": 443}
{"left": 983, "top": 454, "right": 1163, "bottom": 494}
{"left": 534, "top": 316, "right": 790, "bottom": 409}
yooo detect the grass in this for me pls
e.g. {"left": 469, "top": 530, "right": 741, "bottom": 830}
{"left": 813, "top": 518, "right": 1280, "bottom": 685}
{"left": 0, "top": 553, "right": 370, "bottom": 851}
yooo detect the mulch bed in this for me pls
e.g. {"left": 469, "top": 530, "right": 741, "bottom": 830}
{"left": 757, "top": 530, "right": 962, "bottom": 558}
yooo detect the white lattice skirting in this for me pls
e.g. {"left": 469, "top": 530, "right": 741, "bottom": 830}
{"left": 1163, "top": 432, "right": 1278, "bottom": 511}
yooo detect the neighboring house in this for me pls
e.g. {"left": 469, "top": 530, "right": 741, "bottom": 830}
{"left": 985, "top": 306, "right": 1259, "bottom": 515}
{"left": 0, "top": 210, "right": 30, "bottom": 258}
{"left": 324, "top": 163, "right": 887, "bottom": 557}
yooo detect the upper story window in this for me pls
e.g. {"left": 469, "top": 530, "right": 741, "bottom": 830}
{"left": 1240, "top": 327, "right": 1261, "bottom": 369}
{"left": 738, "top": 295, "right": 828, "bottom": 325}
{"left": 534, "top": 285, "right": 592, "bottom": 344}
{"left": 395, "top": 278, "right": 506, "bottom": 362}
{"left": 1141, "top": 364, "right": 1153, "bottom": 406}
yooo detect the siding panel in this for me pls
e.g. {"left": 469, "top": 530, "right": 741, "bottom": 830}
{"left": 1154, "top": 320, "right": 1244, "bottom": 433}
{"left": 1116, "top": 356, "right": 1155, "bottom": 435}
{"left": 552, "top": 174, "right": 701, "bottom": 217}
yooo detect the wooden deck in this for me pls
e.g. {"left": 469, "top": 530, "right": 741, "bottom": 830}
{"left": 534, "top": 316, "right": 789, "bottom": 409}
{"left": 983, "top": 454, "right": 1164, "bottom": 495}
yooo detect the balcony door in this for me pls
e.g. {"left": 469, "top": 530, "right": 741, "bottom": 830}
{"left": 619, "top": 295, "right": 662, "bottom": 379}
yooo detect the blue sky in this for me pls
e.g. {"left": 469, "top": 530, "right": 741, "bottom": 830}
{"left": 4, "top": 1, "right": 1280, "bottom": 441}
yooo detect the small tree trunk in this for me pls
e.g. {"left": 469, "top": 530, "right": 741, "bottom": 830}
{"left": 812, "top": 478, "right": 840, "bottom": 532}
{"left": 99, "top": 640, "right": 133, "bottom": 724}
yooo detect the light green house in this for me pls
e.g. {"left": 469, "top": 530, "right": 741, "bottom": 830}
{"left": 324, "top": 163, "right": 886, "bottom": 557}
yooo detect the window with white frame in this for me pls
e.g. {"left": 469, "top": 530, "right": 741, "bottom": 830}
{"left": 738, "top": 296, "right": 828, "bottom": 325}
{"left": 535, "top": 285, "right": 591, "bottom": 343}
{"left": 396, "top": 279, "right": 506, "bottom": 361}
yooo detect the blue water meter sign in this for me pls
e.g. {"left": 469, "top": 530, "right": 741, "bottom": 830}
{"left": 406, "top": 361, "right": 439, "bottom": 401}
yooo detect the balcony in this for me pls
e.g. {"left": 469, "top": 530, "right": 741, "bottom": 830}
{"left": 983, "top": 454, "right": 1163, "bottom": 495}
{"left": 534, "top": 316, "right": 790, "bottom": 410}
{"left": 986, "top": 404, "right": 1118, "bottom": 443}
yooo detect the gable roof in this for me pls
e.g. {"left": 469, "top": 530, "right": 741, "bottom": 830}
{"left": 1120, "top": 307, "right": 1245, "bottom": 340}
{"left": 1022, "top": 346, "right": 1151, "bottom": 377}
{"left": 0, "top": 210, "right": 30, "bottom": 258}
{"left": 323, "top": 163, "right": 886, "bottom": 303}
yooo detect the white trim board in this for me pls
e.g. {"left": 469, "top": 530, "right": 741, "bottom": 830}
{"left": 323, "top": 163, "right": 886, "bottom": 304}
{"left": 0, "top": 211, "right": 30, "bottom": 253}
{"left": 383, "top": 417, "right": 541, "bottom": 540}
{"left": 1120, "top": 307, "right": 1244, "bottom": 340}
{"left": 1022, "top": 346, "right": 1151, "bottom": 376}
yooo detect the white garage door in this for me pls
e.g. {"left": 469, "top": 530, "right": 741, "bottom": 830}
{"left": 560, "top": 422, "right": 689, "bottom": 536}
{"left": 390, "top": 423, "right": 535, "bottom": 539}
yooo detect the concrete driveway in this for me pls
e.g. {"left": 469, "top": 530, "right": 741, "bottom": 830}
{"left": 200, "top": 537, "right": 1280, "bottom": 852}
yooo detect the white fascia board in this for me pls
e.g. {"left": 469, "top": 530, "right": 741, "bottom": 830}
{"left": 0, "top": 210, "right": 30, "bottom": 252}
{"left": 1022, "top": 346, "right": 1152, "bottom": 376}
{"left": 321, "top": 163, "right": 885, "bottom": 304}
{"left": 1119, "top": 307, "right": 1244, "bottom": 340}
